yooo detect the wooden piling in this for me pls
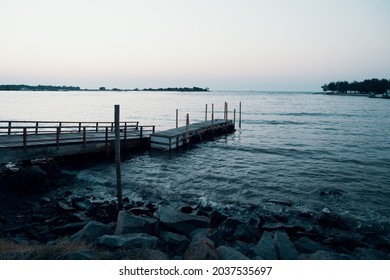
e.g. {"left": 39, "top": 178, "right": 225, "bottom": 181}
{"left": 212, "top": 103, "right": 214, "bottom": 125}
{"left": 185, "top": 114, "right": 189, "bottom": 143}
{"left": 205, "top": 104, "right": 208, "bottom": 121}
{"left": 234, "top": 108, "right": 236, "bottom": 125}
{"left": 114, "top": 105, "right": 123, "bottom": 211}
{"left": 23, "top": 128, "right": 27, "bottom": 150}
{"left": 239, "top": 101, "right": 242, "bottom": 129}
{"left": 176, "top": 109, "right": 179, "bottom": 128}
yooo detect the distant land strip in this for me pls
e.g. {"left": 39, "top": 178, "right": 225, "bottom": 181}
{"left": 320, "top": 78, "right": 390, "bottom": 95}
{"left": 0, "top": 84, "right": 209, "bottom": 92}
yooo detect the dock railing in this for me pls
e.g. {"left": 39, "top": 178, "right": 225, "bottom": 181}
{"left": 0, "top": 120, "right": 155, "bottom": 149}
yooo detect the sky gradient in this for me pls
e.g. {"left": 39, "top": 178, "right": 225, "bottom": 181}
{"left": 1, "top": 0, "right": 389, "bottom": 91}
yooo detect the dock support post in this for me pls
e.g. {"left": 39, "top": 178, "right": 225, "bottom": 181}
{"left": 225, "top": 102, "right": 228, "bottom": 122}
{"left": 205, "top": 104, "right": 208, "bottom": 121}
{"left": 23, "top": 128, "right": 27, "bottom": 150}
{"left": 35, "top": 122, "right": 39, "bottom": 134}
{"left": 212, "top": 103, "right": 214, "bottom": 125}
{"left": 56, "top": 127, "right": 60, "bottom": 149}
{"left": 185, "top": 114, "right": 189, "bottom": 143}
{"left": 114, "top": 105, "right": 123, "bottom": 211}
{"left": 176, "top": 109, "right": 179, "bottom": 128}
{"left": 234, "top": 108, "right": 236, "bottom": 125}
{"left": 239, "top": 101, "right": 242, "bottom": 129}
{"left": 8, "top": 121, "right": 11, "bottom": 135}
{"left": 83, "top": 127, "right": 86, "bottom": 146}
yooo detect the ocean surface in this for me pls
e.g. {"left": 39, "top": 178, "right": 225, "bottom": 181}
{"left": 1, "top": 90, "right": 390, "bottom": 226}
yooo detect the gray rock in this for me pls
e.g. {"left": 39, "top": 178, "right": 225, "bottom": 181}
{"left": 216, "top": 246, "right": 250, "bottom": 260}
{"left": 299, "top": 250, "right": 352, "bottom": 260}
{"left": 56, "top": 201, "right": 75, "bottom": 212}
{"left": 160, "top": 231, "right": 190, "bottom": 254}
{"left": 184, "top": 236, "right": 218, "bottom": 260}
{"left": 72, "top": 220, "right": 113, "bottom": 242}
{"left": 52, "top": 222, "right": 87, "bottom": 236}
{"left": 293, "top": 237, "right": 330, "bottom": 254}
{"left": 115, "top": 211, "right": 158, "bottom": 235}
{"left": 154, "top": 207, "right": 210, "bottom": 237}
{"left": 353, "top": 248, "right": 382, "bottom": 260}
{"left": 64, "top": 250, "right": 96, "bottom": 260}
{"left": 139, "top": 249, "right": 169, "bottom": 260}
{"left": 190, "top": 228, "right": 226, "bottom": 248}
{"left": 266, "top": 197, "right": 293, "bottom": 207}
{"left": 98, "top": 233, "right": 160, "bottom": 249}
{"left": 235, "top": 224, "right": 260, "bottom": 243}
{"left": 273, "top": 231, "right": 298, "bottom": 260}
{"left": 71, "top": 197, "right": 92, "bottom": 211}
{"left": 249, "top": 231, "right": 277, "bottom": 260}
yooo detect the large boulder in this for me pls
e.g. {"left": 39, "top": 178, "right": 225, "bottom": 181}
{"left": 72, "top": 221, "right": 114, "bottom": 242}
{"left": 216, "top": 246, "right": 250, "bottom": 260}
{"left": 154, "top": 207, "right": 210, "bottom": 237}
{"left": 184, "top": 236, "right": 218, "bottom": 260}
{"left": 97, "top": 233, "right": 160, "bottom": 249}
{"left": 115, "top": 211, "right": 158, "bottom": 235}
{"left": 293, "top": 237, "right": 330, "bottom": 254}
{"left": 160, "top": 231, "right": 190, "bottom": 255}
{"left": 249, "top": 231, "right": 277, "bottom": 260}
{"left": 12, "top": 165, "right": 49, "bottom": 193}
{"left": 273, "top": 231, "right": 298, "bottom": 260}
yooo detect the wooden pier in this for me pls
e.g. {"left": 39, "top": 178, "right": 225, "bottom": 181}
{"left": 150, "top": 119, "right": 235, "bottom": 150}
{"left": 0, "top": 102, "right": 240, "bottom": 162}
{"left": 0, "top": 121, "right": 155, "bottom": 163}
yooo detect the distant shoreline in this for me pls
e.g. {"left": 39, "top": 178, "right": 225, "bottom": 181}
{"left": 0, "top": 84, "right": 209, "bottom": 92}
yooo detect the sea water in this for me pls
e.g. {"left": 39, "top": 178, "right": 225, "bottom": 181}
{"left": 1, "top": 90, "right": 389, "bottom": 225}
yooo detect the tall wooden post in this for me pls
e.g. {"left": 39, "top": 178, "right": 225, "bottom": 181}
{"left": 234, "top": 108, "right": 236, "bottom": 125}
{"left": 176, "top": 109, "right": 179, "bottom": 128}
{"left": 185, "top": 114, "right": 189, "bottom": 143}
{"left": 212, "top": 103, "right": 214, "bottom": 125}
{"left": 115, "top": 105, "right": 123, "bottom": 211}
{"left": 205, "top": 104, "right": 208, "bottom": 121}
{"left": 239, "top": 101, "right": 242, "bottom": 129}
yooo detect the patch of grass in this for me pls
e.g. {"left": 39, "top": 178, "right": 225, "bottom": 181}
{"left": 0, "top": 238, "right": 97, "bottom": 260}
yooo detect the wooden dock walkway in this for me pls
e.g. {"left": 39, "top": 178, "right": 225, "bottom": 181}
{"left": 0, "top": 121, "right": 155, "bottom": 163}
{"left": 150, "top": 119, "right": 235, "bottom": 150}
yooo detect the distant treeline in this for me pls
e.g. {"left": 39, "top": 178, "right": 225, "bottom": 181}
{"left": 0, "top": 84, "right": 209, "bottom": 92}
{"left": 321, "top": 78, "right": 390, "bottom": 94}
{"left": 132, "top": 87, "right": 209, "bottom": 92}
{"left": 0, "top": 84, "right": 81, "bottom": 91}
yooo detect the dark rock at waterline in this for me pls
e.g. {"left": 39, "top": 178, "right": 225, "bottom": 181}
{"left": 234, "top": 224, "right": 260, "bottom": 243}
{"left": 293, "top": 237, "right": 331, "bottom": 254}
{"left": 51, "top": 222, "right": 87, "bottom": 236}
{"left": 115, "top": 211, "right": 158, "bottom": 235}
{"left": 299, "top": 250, "right": 352, "bottom": 260}
{"left": 324, "top": 229, "right": 364, "bottom": 250}
{"left": 129, "top": 207, "right": 153, "bottom": 216}
{"left": 273, "top": 231, "right": 298, "bottom": 260}
{"left": 184, "top": 236, "right": 218, "bottom": 260}
{"left": 10, "top": 166, "right": 50, "bottom": 193}
{"left": 249, "top": 231, "right": 277, "bottom": 260}
{"left": 266, "top": 197, "right": 293, "bottom": 207}
{"left": 71, "top": 197, "right": 92, "bottom": 211}
{"left": 210, "top": 210, "right": 228, "bottom": 227}
{"left": 97, "top": 233, "right": 160, "bottom": 249}
{"left": 56, "top": 201, "right": 75, "bottom": 213}
{"left": 154, "top": 207, "right": 210, "bottom": 237}
{"left": 160, "top": 231, "right": 190, "bottom": 255}
{"left": 317, "top": 212, "right": 355, "bottom": 231}
{"left": 71, "top": 221, "right": 114, "bottom": 243}
{"left": 216, "top": 246, "right": 250, "bottom": 260}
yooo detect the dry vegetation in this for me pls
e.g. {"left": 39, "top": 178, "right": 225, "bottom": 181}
{"left": 0, "top": 238, "right": 98, "bottom": 260}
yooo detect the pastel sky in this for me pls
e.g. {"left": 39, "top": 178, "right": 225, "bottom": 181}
{"left": 0, "top": 0, "right": 389, "bottom": 91}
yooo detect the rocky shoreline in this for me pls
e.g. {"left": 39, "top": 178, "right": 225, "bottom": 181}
{"left": 1, "top": 162, "right": 389, "bottom": 260}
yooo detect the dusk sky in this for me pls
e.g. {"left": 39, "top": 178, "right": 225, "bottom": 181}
{"left": 1, "top": 0, "right": 389, "bottom": 91}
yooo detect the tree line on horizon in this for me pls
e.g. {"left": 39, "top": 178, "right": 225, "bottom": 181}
{"left": 0, "top": 84, "right": 81, "bottom": 91}
{"left": 321, "top": 78, "right": 390, "bottom": 94}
